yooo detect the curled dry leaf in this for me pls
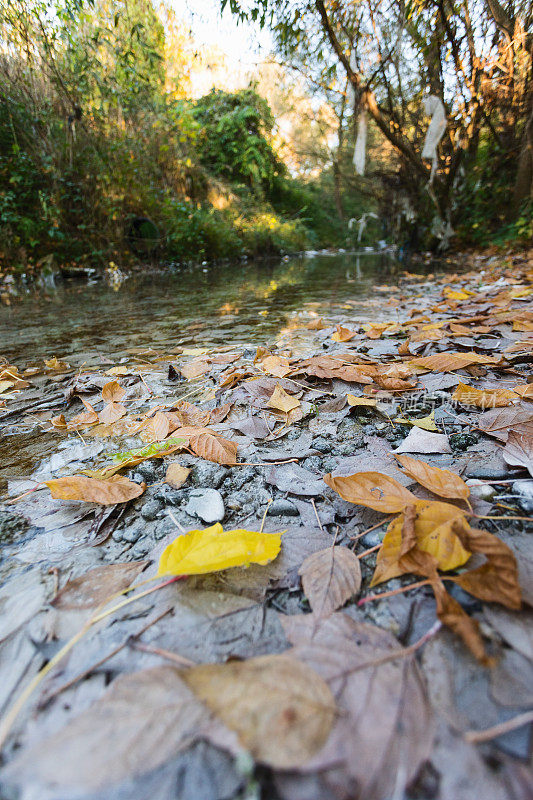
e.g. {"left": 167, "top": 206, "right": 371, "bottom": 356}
{"left": 452, "top": 381, "right": 518, "bottom": 409}
{"left": 393, "top": 411, "right": 438, "bottom": 431}
{"left": 502, "top": 430, "right": 533, "bottom": 477}
{"left": 291, "top": 354, "right": 374, "bottom": 384}
{"left": 394, "top": 453, "right": 470, "bottom": 501}
{"left": 371, "top": 500, "right": 471, "bottom": 586}
{"left": 181, "top": 654, "right": 336, "bottom": 768}
{"left": 324, "top": 471, "right": 417, "bottom": 513}
{"left": 408, "top": 352, "right": 499, "bottom": 373}
{"left": 332, "top": 324, "right": 356, "bottom": 343}
{"left": 171, "top": 426, "right": 238, "bottom": 465}
{"left": 157, "top": 522, "right": 283, "bottom": 576}
{"left": 45, "top": 474, "right": 145, "bottom": 505}
{"left": 307, "top": 317, "right": 327, "bottom": 330}
{"left": 82, "top": 437, "right": 188, "bottom": 479}
{"left": 68, "top": 398, "right": 98, "bottom": 430}
{"left": 165, "top": 463, "right": 190, "bottom": 489}
{"left": 266, "top": 384, "right": 301, "bottom": 413}
{"left": 171, "top": 400, "right": 210, "bottom": 427}
{"left": 299, "top": 546, "right": 362, "bottom": 616}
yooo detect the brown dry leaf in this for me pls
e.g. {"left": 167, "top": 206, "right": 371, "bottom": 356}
{"left": 104, "top": 365, "right": 131, "bottom": 376}
{"left": 165, "top": 463, "right": 190, "bottom": 489}
{"left": 292, "top": 354, "right": 374, "bottom": 384}
{"left": 281, "top": 613, "right": 434, "bottom": 800}
{"left": 172, "top": 400, "right": 210, "bottom": 427}
{"left": 173, "top": 426, "right": 238, "bottom": 465}
{"left": 2, "top": 667, "right": 213, "bottom": 796}
{"left": 307, "top": 317, "right": 327, "bottom": 330}
{"left": 371, "top": 500, "right": 471, "bottom": 586}
{"left": 50, "top": 413, "right": 67, "bottom": 428}
{"left": 512, "top": 383, "right": 533, "bottom": 399}
{"left": 101, "top": 380, "right": 125, "bottom": 403}
{"left": 503, "top": 430, "right": 533, "bottom": 476}
{"left": 142, "top": 411, "right": 171, "bottom": 442}
{"left": 408, "top": 352, "right": 499, "bottom": 373}
{"left": 513, "top": 320, "right": 533, "bottom": 332}
{"left": 181, "top": 654, "right": 336, "bottom": 768}
{"left": 44, "top": 356, "right": 70, "bottom": 371}
{"left": 347, "top": 394, "right": 377, "bottom": 407}
{"left": 299, "top": 546, "right": 362, "bottom": 616}
{"left": 478, "top": 405, "right": 533, "bottom": 441}
{"left": 52, "top": 562, "right": 147, "bottom": 609}
{"left": 98, "top": 401, "right": 127, "bottom": 425}
{"left": 208, "top": 402, "right": 232, "bottom": 424}
{"left": 362, "top": 322, "right": 396, "bottom": 339}
{"left": 266, "top": 383, "right": 301, "bottom": 413}
{"left": 332, "top": 324, "right": 356, "bottom": 343}
{"left": 67, "top": 398, "right": 99, "bottom": 430}
{"left": 45, "top": 474, "right": 145, "bottom": 504}
{"left": 259, "top": 354, "right": 292, "bottom": 378}
{"left": 450, "top": 517, "right": 521, "bottom": 610}
{"left": 452, "top": 382, "right": 518, "bottom": 409}
{"left": 180, "top": 358, "right": 211, "bottom": 380}
{"left": 394, "top": 454, "right": 470, "bottom": 501}
{"left": 432, "top": 578, "right": 490, "bottom": 665}
{"left": 323, "top": 471, "right": 417, "bottom": 513}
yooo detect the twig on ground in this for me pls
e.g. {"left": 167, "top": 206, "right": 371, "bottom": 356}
{"left": 464, "top": 710, "right": 533, "bottom": 744}
{"left": 310, "top": 498, "right": 324, "bottom": 531}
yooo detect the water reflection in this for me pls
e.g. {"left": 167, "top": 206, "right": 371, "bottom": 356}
{"left": 0, "top": 251, "right": 408, "bottom": 363}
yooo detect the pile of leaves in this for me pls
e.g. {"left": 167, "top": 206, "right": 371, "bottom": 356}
{"left": 0, "top": 251, "right": 532, "bottom": 800}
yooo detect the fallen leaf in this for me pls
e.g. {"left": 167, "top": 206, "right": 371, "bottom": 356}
{"left": 157, "top": 523, "right": 282, "bottom": 576}
{"left": 371, "top": 500, "right": 471, "bottom": 586}
{"left": 1, "top": 667, "right": 213, "bottom": 795}
{"left": 477, "top": 405, "right": 533, "bottom": 441}
{"left": 83, "top": 437, "right": 188, "bottom": 479}
{"left": 44, "top": 356, "right": 70, "bottom": 371}
{"left": 307, "top": 317, "right": 327, "bottom": 330}
{"left": 171, "top": 400, "right": 210, "bottom": 427}
{"left": 512, "top": 383, "right": 533, "bottom": 399}
{"left": 395, "top": 427, "right": 452, "bottom": 454}
{"left": 347, "top": 394, "right": 377, "bottom": 407}
{"left": 332, "top": 324, "right": 356, "bottom": 342}
{"left": 45, "top": 474, "right": 145, "bottom": 504}
{"left": 452, "top": 382, "right": 518, "bottom": 409}
{"left": 181, "top": 654, "right": 335, "bottom": 768}
{"left": 503, "top": 430, "right": 533, "bottom": 476}
{"left": 394, "top": 454, "right": 470, "bottom": 501}
{"left": 323, "top": 471, "right": 417, "bottom": 512}
{"left": 393, "top": 411, "right": 438, "bottom": 431}
{"left": 52, "top": 562, "right": 147, "bottom": 609}
{"left": 180, "top": 358, "right": 211, "bottom": 379}
{"left": 299, "top": 546, "right": 362, "bottom": 616}
{"left": 142, "top": 410, "right": 171, "bottom": 442}
{"left": 266, "top": 384, "right": 301, "bottom": 413}
{"left": 101, "top": 380, "right": 125, "bottom": 403}
{"left": 280, "top": 613, "right": 434, "bottom": 800}
{"left": 188, "top": 428, "right": 237, "bottom": 465}
{"left": 98, "top": 401, "right": 127, "bottom": 425}
{"left": 67, "top": 398, "right": 99, "bottom": 429}
{"left": 165, "top": 463, "right": 190, "bottom": 489}
{"left": 408, "top": 352, "right": 498, "bottom": 372}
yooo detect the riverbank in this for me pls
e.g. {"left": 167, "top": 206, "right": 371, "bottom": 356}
{"left": 0, "top": 249, "right": 532, "bottom": 799}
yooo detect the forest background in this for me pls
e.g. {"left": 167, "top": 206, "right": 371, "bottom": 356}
{"left": 0, "top": 0, "right": 531, "bottom": 270}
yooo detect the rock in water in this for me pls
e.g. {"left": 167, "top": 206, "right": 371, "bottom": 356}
{"left": 185, "top": 489, "right": 225, "bottom": 523}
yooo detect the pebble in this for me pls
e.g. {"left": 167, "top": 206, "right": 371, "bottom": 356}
{"left": 154, "top": 485, "right": 186, "bottom": 505}
{"left": 268, "top": 499, "right": 299, "bottom": 517}
{"left": 361, "top": 531, "right": 382, "bottom": 548}
{"left": 465, "top": 479, "right": 497, "bottom": 502}
{"left": 122, "top": 522, "right": 145, "bottom": 543}
{"left": 141, "top": 499, "right": 163, "bottom": 521}
{"left": 191, "top": 462, "right": 228, "bottom": 489}
{"left": 134, "top": 461, "right": 160, "bottom": 482}
{"left": 512, "top": 480, "right": 533, "bottom": 514}
{"left": 311, "top": 437, "right": 332, "bottom": 453}
{"left": 185, "top": 488, "right": 225, "bottom": 523}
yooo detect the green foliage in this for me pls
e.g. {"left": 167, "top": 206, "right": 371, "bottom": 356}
{"left": 193, "top": 89, "right": 284, "bottom": 193}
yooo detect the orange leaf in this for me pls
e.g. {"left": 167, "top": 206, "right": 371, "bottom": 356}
{"left": 394, "top": 454, "right": 470, "bottom": 501}
{"left": 45, "top": 474, "right": 145, "bottom": 504}
{"left": 323, "top": 471, "right": 417, "bottom": 513}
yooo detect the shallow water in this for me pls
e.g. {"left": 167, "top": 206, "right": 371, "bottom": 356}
{"left": 1, "top": 251, "right": 412, "bottom": 363}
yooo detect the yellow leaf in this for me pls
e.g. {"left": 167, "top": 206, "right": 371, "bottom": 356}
{"left": 513, "top": 320, "right": 533, "bottom": 332}
{"left": 157, "top": 523, "right": 283, "bottom": 576}
{"left": 394, "top": 454, "right": 470, "bottom": 500}
{"left": 45, "top": 474, "right": 145, "bottom": 505}
{"left": 0, "top": 380, "right": 14, "bottom": 394}
{"left": 347, "top": 394, "right": 377, "bottom": 407}
{"left": 443, "top": 288, "right": 471, "bottom": 300}
{"left": 452, "top": 382, "right": 518, "bottom": 409}
{"left": 323, "top": 471, "right": 417, "bottom": 513}
{"left": 393, "top": 411, "right": 438, "bottom": 431}
{"left": 104, "top": 366, "right": 131, "bottom": 376}
{"left": 267, "top": 384, "right": 300, "bottom": 413}
{"left": 44, "top": 356, "right": 70, "bottom": 371}
{"left": 371, "top": 501, "right": 471, "bottom": 585}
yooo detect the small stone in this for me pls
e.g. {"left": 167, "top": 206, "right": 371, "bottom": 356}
{"left": 361, "top": 531, "right": 382, "bottom": 548}
{"left": 191, "top": 462, "right": 228, "bottom": 489}
{"left": 185, "top": 488, "right": 225, "bottom": 523}
{"left": 375, "top": 422, "right": 388, "bottom": 431}
{"left": 268, "top": 499, "right": 299, "bottom": 517}
{"left": 131, "top": 540, "right": 151, "bottom": 559}
{"left": 512, "top": 480, "right": 533, "bottom": 514}
{"left": 465, "top": 479, "right": 497, "bottom": 502}
{"left": 230, "top": 467, "right": 256, "bottom": 491}
{"left": 286, "top": 428, "right": 302, "bottom": 440}
{"left": 111, "top": 528, "right": 123, "bottom": 543}
{"left": 302, "top": 456, "right": 323, "bottom": 472}
{"left": 134, "top": 461, "right": 159, "bottom": 482}
{"left": 141, "top": 499, "right": 163, "bottom": 521}
{"left": 122, "top": 522, "right": 145, "bottom": 543}
{"left": 311, "top": 437, "right": 331, "bottom": 453}
{"left": 154, "top": 485, "right": 186, "bottom": 505}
